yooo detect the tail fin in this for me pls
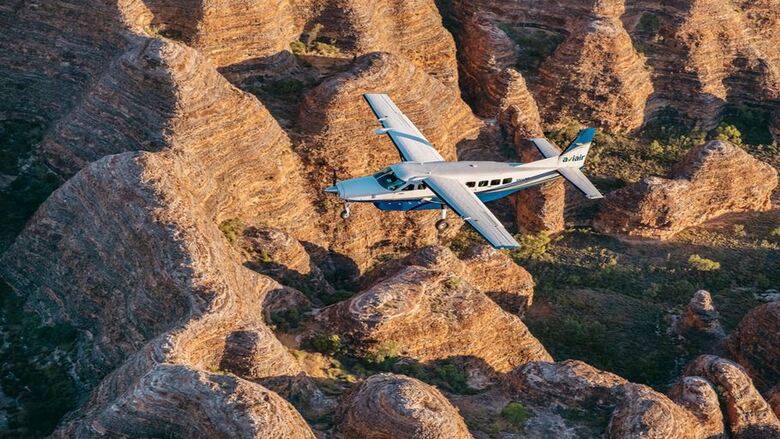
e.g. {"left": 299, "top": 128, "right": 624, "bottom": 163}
{"left": 557, "top": 128, "right": 603, "bottom": 199}
{"left": 558, "top": 127, "right": 596, "bottom": 168}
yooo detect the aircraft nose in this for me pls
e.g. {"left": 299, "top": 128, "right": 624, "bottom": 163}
{"left": 325, "top": 185, "right": 339, "bottom": 194}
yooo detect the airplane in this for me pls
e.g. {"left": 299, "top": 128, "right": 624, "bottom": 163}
{"left": 324, "top": 93, "right": 604, "bottom": 249}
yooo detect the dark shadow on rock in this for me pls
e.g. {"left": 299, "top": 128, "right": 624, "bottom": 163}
{"left": 302, "top": 241, "right": 361, "bottom": 292}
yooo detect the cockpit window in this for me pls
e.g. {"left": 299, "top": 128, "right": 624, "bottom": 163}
{"left": 374, "top": 168, "right": 406, "bottom": 191}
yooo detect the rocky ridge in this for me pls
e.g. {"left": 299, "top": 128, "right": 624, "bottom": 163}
{"left": 321, "top": 264, "right": 551, "bottom": 374}
{"left": 595, "top": 140, "right": 778, "bottom": 239}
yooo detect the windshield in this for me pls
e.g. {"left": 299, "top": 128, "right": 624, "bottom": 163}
{"left": 373, "top": 168, "right": 406, "bottom": 191}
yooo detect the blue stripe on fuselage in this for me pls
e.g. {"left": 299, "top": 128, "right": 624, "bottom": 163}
{"left": 371, "top": 171, "right": 560, "bottom": 211}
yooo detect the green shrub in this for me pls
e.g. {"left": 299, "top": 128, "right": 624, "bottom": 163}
{"left": 688, "top": 254, "right": 721, "bottom": 271}
{"left": 513, "top": 231, "right": 552, "bottom": 260}
{"left": 443, "top": 277, "right": 462, "bottom": 289}
{"left": 290, "top": 40, "right": 306, "bottom": 55}
{"left": 501, "top": 401, "right": 532, "bottom": 426}
{"left": 218, "top": 218, "right": 244, "bottom": 245}
{"left": 269, "top": 308, "right": 304, "bottom": 331}
{"left": 262, "top": 79, "right": 306, "bottom": 97}
{"left": 319, "top": 289, "right": 354, "bottom": 306}
{"left": 770, "top": 227, "right": 780, "bottom": 237}
{"left": 636, "top": 13, "right": 661, "bottom": 39}
{"left": 303, "top": 334, "right": 343, "bottom": 355}
{"left": 432, "top": 362, "right": 470, "bottom": 393}
{"left": 363, "top": 341, "right": 400, "bottom": 366}
{"left": 712, "top": 123, "right": 742, "bottom": 144}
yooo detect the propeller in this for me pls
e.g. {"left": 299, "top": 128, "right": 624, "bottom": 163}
{"left": 332, "top": 169, "right": 337, "bottom": 186}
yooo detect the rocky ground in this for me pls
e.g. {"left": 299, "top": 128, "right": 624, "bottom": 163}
{"left": 1, "top": 0, "right": 779, "bottom": 438}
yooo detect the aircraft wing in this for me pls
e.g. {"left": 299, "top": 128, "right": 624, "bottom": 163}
{"left": 424, "top": 175, "right": 520, "bottom": 249}
{"left": 363, "top": 93, "right": 445, "bottom": 163}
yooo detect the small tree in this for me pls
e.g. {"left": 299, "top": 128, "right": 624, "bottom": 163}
{"left": 688, "top": 254, "right": 721, "bottom": 272}
{"left": 501, "top": 401, "right": 531, "bottom": 426}
{"left": 713, "top": 123, "right": 742, "bottom": 144}
{"left": 514, "top": 231, "right": 552, "bottom": 260}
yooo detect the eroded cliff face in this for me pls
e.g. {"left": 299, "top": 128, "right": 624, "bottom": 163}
{"left": 594, "top": 140, "right": 778, "bottom": 239}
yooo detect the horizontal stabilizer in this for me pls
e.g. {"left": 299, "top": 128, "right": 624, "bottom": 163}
{"left": 529, "top": 138, "right": 561, "bottom": 159}
{"left": 557, "top": 167, "right": 604, "bottom": 199}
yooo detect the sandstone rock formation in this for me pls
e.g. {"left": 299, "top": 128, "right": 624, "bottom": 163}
{"left": 682, "top": 355, "right": 780, "bottom": 438}
{"left": 337, "top": 373, "right": 472, "bottom": 439}
{"left": 56, "top": 364, "right": 314, "bottom": 438}
{"left": 504, "top": 360, "right": 709, "bottom": 438}
{"left": 322, "top": 265, "right": 551, "bottom": 373}
{"left": 142, "top": 0, "right": 300, "bottom": 80}
{"left": 297, "top": 52, "right": 483, "bottom": 266}
{"left": 673, "top": 290, "right": 726, "bottom": 340}
{"left": 504, "top": 357, "right": 780, "bottom": 438}
{"left": 726, "top": 301, "right": 780, "bottom": 392}
{"left": 362, "top": 244, "right": 535, "bottom": 316}
{"left": 241, "top": 226, "right": 335, "bottom": 299}
{"left": 37, "top": 38, "right": 318, "bottom": 239}
{"left": 623, "top": 0, "right": 780, "bottom": 128}
{"left": 668, "top": 376, "right": 725, "bottom": 439}
{"left": 445, "top": 0, "right": 653, "bottom": 133}
{"left": 595, "top": 140, "right": 778, "bottom": 239}
{"left": 1, "top": 150, "right": 314, "bottom": 435}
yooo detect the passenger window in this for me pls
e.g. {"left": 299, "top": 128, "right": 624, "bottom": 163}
{"left": 502, "top": 178, "right": 512, "bottom": 184}
{"left": 466, "top": 182, "right": 476, "bottom": 188}
{"left": 478, "top": 181, "right": 488, "bottom": 187}
{"left": 490, "top": 179, "right": 500, "bottom": 186}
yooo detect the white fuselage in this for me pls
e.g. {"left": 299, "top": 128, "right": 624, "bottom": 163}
{"left": 333, "top": 158, "right": 561, "bottom": 204}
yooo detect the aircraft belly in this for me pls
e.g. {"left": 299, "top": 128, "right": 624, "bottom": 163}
{"left": 373, "top": 200, "right": 443, "bottom": 211}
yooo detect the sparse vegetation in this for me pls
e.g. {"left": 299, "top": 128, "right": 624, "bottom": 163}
{"left": 269, "top": 307, "right": 306, "bottom": 331}
{"left": 513, "top": 231, "right": 553, "bottom": 260}
{"left": 218, "top": 218, "right": 244, "bottom": 245}
{"left": 712, "top": 123, "right": 743, "bottom": 144}
{"left": 497, "top": 23, "right": 565, "bottom": 75}
{"left": 303, "top": 334, "right": 344, "bottom": 356}
{"left": 443, "top": 276, "right": 462, "bottom": 289}
{"left": 289, "top": 23, "right": 342, "bottom": 57}
{"left": 0, "top": 281, "right": 80, "bottom": 436}
{"left": 501, "top": 401, "right": 532, "bottom": 426}
{"left": 687, "top": 254, "right": 721, "bottom": 271}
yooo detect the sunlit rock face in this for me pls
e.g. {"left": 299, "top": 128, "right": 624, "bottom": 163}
{"left": 594, "top": 140, "right": 777, "bottom": 239}
{"left": 337, "top": 373, "right": 473, "bottom": 439}
{"left": 321, "top": 264, "right": 551, "bottom": 373}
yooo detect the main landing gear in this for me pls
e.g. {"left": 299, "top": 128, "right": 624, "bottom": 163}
{"left": 340, "top": 203, "right": 351, "bottom": 219}
{"left": 435, "top": 208, "right": 450, "bottom": 231}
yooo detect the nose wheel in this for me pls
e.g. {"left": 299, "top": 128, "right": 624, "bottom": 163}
{"left": 435, "top": 209, "right": 449, "bottom": 231}
{"left": 340, "top": 203, "right": 351, "bottom": 219}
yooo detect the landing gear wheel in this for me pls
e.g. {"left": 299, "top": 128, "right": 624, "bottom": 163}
{"left": 340, "top": 209, "right": 350, "bottom": 219}
{"left": 435, "top": 219, "right": 450, "bottom": 231}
